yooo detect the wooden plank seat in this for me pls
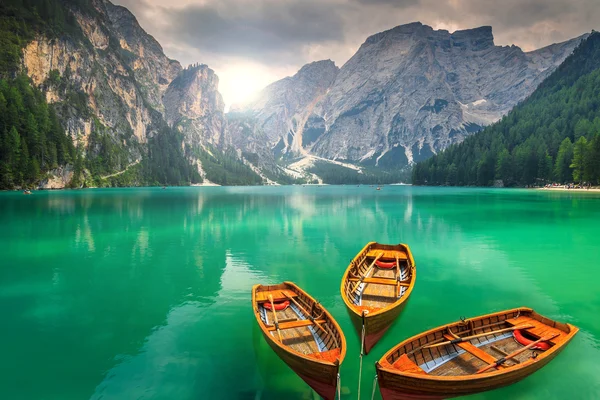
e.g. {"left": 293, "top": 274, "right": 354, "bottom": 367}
{"left": 255, "top": 289, "right": 298, "bottom": 302}
{"left": 348, "top": 277, "right": 410, "bottom": 286}
{"left": 366, "top": 249, "right": 408, "bottom": 260}
{"left": 443, "top": 334, "right": 505, "bottom": 369}
{"left": 267, "top": 319, "right": 327, "bottom": 331}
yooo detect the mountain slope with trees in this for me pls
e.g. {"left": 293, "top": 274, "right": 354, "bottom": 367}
{"left": 0, "top": 0, "right": 263, "bottom": 189}
{"left": 413, "top": 32, "right": 600, "bottom": 187}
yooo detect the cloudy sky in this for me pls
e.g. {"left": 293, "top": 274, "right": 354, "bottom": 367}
{"left": 113, "top": 0, "right": 598, "bottom": 107}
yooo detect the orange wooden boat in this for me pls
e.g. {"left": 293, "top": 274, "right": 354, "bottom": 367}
{"left": 340, "top": 242, "right": 416, "bottom": 354}
{"left": 252, "top": 282, "right": 347, "bottom": 400}
{"left": 376, "top": 307, "right": 578, "bottom": 399}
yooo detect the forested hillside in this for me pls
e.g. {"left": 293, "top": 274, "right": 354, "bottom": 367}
{"left": 413, "top": 32, "right": 600, "bottom": 187}
{"left": 0, "top": 76, "right": 75, "bottom": 188}
{"left": 308, "top": 162, "right": 410, "bottom": 185}
{"left": 0, "top": 0, "right": 266, "bottom": 189}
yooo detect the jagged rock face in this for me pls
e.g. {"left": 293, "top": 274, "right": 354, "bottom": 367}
{"left": 230, "top": 60, "right": 339, "bottom": 159}
{"left": 163, "top": 65, "right": 227, "bottom": 147}
{"left": 102, "top": 0, "right": 182, "bottom": 112}
{"left": 232, "top": 23, "right": 585, "bottom": 167}
{"left": 20, "top": 0, "right": 228, "bottom": 183}
{"left": 22, "top": 27, "right": 153, "bottom": 153}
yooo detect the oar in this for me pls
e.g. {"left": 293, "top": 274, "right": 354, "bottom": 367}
{"left": 395, "top": 255, "right": 401, "bottom": 297}
{"left": 422, "top": 324, "right": 535, "bottom": 350}
{"left": 350, "top": 252, "right": 383, "bottom": 294}
{"left": 283, "top": 293, "right": 340, "bottom": 349}
{"left": 476, "top": 333, "right": 559, "bottom": 374}
{"left": 268, "top": 294, "right": 283, "bottom": 342}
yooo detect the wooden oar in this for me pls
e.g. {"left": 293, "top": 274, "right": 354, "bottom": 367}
{"left": 283, "top": 292, "right": 340, "bottom": 349}
{"left": 422, "top": 324, "right": 535, "bottom": 350}
{"left": 395, "top": 255, "right": 401, "bottom": 297}
{"left": 350, "top": 252, "right": 383, "bottom": 294}
{"left": 268, "top": 294, "right": 283, "bottom": 342}
{"left": 476, "top": 333, "right": 558, "bottom": 374}
{"left": 490, "top": 345, "right": 520, "bottom": 364}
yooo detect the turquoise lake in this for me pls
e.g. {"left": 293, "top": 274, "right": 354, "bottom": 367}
{"left": 0, "top": 186, "right": 599, "bottom": 399}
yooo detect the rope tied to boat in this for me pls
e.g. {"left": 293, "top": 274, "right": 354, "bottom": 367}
{"left": 370, "top": 375, "right": 378, "bottom": 400}
{"left": 336, "top": 373, "right": 341, "bottom": 400}
{"left": 357, "top": 311, "right": 367, "bottom": 400}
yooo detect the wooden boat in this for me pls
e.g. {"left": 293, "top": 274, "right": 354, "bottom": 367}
{"left": 252, "top": 282, "right": 347, "bottom": 400}
{"left": 376, "top": 307, "right": 578, "bottom": 399}
{"left": 340, "top": 242, "right": 416, "bottom": 354}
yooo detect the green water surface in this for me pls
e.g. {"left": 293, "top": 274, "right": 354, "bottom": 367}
{"left": 0, "top": 186, "right": 599, "bottom": 400}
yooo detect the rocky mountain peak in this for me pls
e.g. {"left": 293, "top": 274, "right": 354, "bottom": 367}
{"left": 450, "top": 26, "right": 494, "bottom": 50}
{"left": 163, "top": 64, "right": 227, "bottom": 146}
{"left": 295, "top": 60, "right": 339, "bottom": 83}
{"left": 164, "top": 64, "right": 224, "bottom": 120}
{"left": 230, "top": 23, "right": 587, "bottom": 171}
{"left": 364, "top": 21, "right": 428, "bottom": 45}
{"left": 363, "top": 22, "right": 495, "bottom": 51}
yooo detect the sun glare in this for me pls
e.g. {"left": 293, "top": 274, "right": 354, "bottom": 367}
{"left": 217, "top": 64, "right": 298, "bottom": 111}
{"left": 218, "top": 67, "right": 268, "bottom": 111}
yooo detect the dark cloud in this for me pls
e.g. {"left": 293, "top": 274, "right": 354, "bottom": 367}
{"left": 112, "top": 0, "right": 598, "bottom": 103}
{"left": 353, "top": 0, "right": 420, "bottom": 7}
{"left": 159, "top": 0, "right": 346, "bottom": 64}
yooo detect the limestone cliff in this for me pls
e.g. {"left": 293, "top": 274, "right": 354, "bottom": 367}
{"left": 163, "top": 64, "right": 227, "bottom": 148}
{"left": 18, "top": 0, "right": 228, "bottom": 186}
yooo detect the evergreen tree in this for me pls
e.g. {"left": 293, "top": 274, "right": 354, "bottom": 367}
{"left": 413, "top": 32, "right": 600, "bottom": 187}
{"left": 571, "top": 136, "right": 588, "bottom": 183}
{"left": 554, "top": 138, "right": 574, "bottom": 183}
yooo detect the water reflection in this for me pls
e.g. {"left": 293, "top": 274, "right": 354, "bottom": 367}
{"left": 0, "top": 187, "right": 599, "bottom": 399}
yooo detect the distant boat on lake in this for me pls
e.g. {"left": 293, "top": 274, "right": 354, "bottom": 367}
{"left": 375, "top": 307, "right": 578, "bottom": 399}
{"left": 252, "top": 282, "right": 346, "bottom": 400}
{"left": 340, "top": 242, "right": 416, "bottom": 354}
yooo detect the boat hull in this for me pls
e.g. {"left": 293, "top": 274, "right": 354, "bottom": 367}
{"left": 253, "top": 282, "right": 346, "bottom": 400}
{"left": 341, "top": 242, "right": 416, "bottom": 354}
{"left": 260, "top": 328, "right": 339, "bottom": 400}
{"left": 378, "top": 343, "right": 567, "bottom": 399}
{"left": 348, "top": 298, "right": 409, "bottom": 355}
{"left": 376, "top": 308, "right": 578, "bottom": 399}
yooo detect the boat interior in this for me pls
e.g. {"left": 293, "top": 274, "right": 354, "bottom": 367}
{"left": 380, "top": 310, "right": 573, "bottom": 377}
{"left": 343, "top": 246, "right": 414, "bottom": 314}
{"left": 256, "top": 284, "right": 343, "bottom": 363}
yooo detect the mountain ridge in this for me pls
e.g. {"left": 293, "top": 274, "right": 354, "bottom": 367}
{"left": 412, "top": 31, "right": 600, "bottom": 187}
{"left": 1, "top": 0, "right": 263, "bottom": 188}
{"left": 230, "top": 22, "right": 588, "bottom": 177}
{"left": 0, "top": 4, "right": 593, "bottom": 187}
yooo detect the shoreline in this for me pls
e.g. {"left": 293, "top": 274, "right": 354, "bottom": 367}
{"left": 537, "top": 187, "right": 600, "bottom": 193}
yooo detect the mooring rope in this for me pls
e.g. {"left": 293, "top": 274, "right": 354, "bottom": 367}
{"left": 357, "top": 314, "right": 366, "bottom": 400}
{"left": 337, "top": 373, "right": 341, "bottom": 400}
{"left": 370, "top": 375, "right": 378, "bottom": 400}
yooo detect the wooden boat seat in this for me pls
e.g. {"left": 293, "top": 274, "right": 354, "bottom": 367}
{"left": 310, "top": 348, "right": 341, "bottom": 363}
{"left": 267, "top": 319, "right": 326, "bottom": 331}
{"left": 506, "top": 316, "right": 565, "bottom": 345}
{"left": 348, "top": 277, "right": 410, "bottom": 286}
{"left": 256, "top": 289, "right": 298, "bottom": 302}
{"left": 366, "top": 249, "right": 408, "bottom": 260}
{"left": 443, "top": 334, "right": 505, "bottom": 369}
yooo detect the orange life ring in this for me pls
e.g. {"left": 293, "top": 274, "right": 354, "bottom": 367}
{"left": 375, "top": 260, "right": 396, "bottom": 269}
{"left": 513, "top": 329, "right": 551, "bottom": 350}
{"left": 263, "top": 300, "right": 290, "bottom": 311}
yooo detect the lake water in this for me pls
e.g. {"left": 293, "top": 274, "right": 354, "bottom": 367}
{"left": 1, "top": 186, "right": 599, "bottom": 400}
